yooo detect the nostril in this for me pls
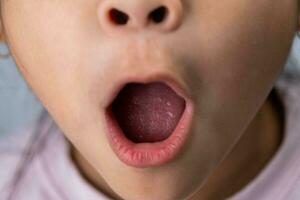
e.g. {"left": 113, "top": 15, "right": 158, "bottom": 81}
{"left": 108, "top": 8, "right": 129, "bottom": 25}
{"left": 149, "top": 6, "right": 168, "bottom": 24}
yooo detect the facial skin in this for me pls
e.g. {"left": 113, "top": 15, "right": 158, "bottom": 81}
{"left": 0, "top": 0, "right": 299, "bottom": 199}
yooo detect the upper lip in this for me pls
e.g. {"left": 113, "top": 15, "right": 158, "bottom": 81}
{"left": 103, "top": 71, "right": 192, "bottom": 110}
{"left": 100, "top": 38, "right": 192, "bottom": 109}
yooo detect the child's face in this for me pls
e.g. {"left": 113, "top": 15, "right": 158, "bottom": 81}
{"left": 1, "top": 0, "right": 299, "bottom": 199}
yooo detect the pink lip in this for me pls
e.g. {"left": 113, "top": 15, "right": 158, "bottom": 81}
{"left": 104, "top": 77, "right": 195, "bottom": 168}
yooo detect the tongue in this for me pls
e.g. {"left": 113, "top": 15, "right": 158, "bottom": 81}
{"left": 111, "top": 82, "right": 186, "bottom": 143}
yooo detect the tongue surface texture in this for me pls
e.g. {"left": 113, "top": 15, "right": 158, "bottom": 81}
{"left": 112, "top": 82, "right": 186, "bottom": 143}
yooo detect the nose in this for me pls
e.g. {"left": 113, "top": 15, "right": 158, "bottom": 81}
{"left": 97, "top": 0, "right": 183, "bottom": 35}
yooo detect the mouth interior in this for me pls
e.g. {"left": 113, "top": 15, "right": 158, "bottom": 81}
{"left": 111, "top": 81, "right": 186, "bottom": 143}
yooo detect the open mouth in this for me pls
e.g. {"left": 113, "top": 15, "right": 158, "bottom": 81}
{"left": 104, "top": 79, "right": 194, "bottom": 168}
{"left": 111, "top": 81, "right": 186, "bottom": 143}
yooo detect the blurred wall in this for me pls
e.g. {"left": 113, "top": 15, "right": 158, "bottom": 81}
{"left": 0, "top": 43, "right": 43, "bottom": 136}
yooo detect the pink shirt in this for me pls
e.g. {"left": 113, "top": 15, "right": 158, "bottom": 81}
{"left": 1, "top": 73, "right": 300, "bottom": 200}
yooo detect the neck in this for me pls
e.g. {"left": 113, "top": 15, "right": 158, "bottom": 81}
{"left": 190, "top": 89, "right": 285, "bottom": 200}
{"left": 69, "top": 143, "right": 123, "bottom": 200}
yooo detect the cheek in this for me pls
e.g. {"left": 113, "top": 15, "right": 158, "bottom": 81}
{"left": 2, "top": 0, "right": 105, "bottom": 129}
{"left": 199, "top": 0, "right": 296, "bottom": 85}
{"left": 178, "top": 0, "right": 297, "bottom": 153}
{"left": 207, "top": 1, "right": 295, "bottom": 114}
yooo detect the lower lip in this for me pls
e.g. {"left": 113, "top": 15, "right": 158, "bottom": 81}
{"left": 104, "top": 100, "right": 194, "bottom": 168}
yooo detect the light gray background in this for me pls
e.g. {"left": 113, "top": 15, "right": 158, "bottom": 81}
{"left": 0, "top": 36, "right": 300, "bottom": 136}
